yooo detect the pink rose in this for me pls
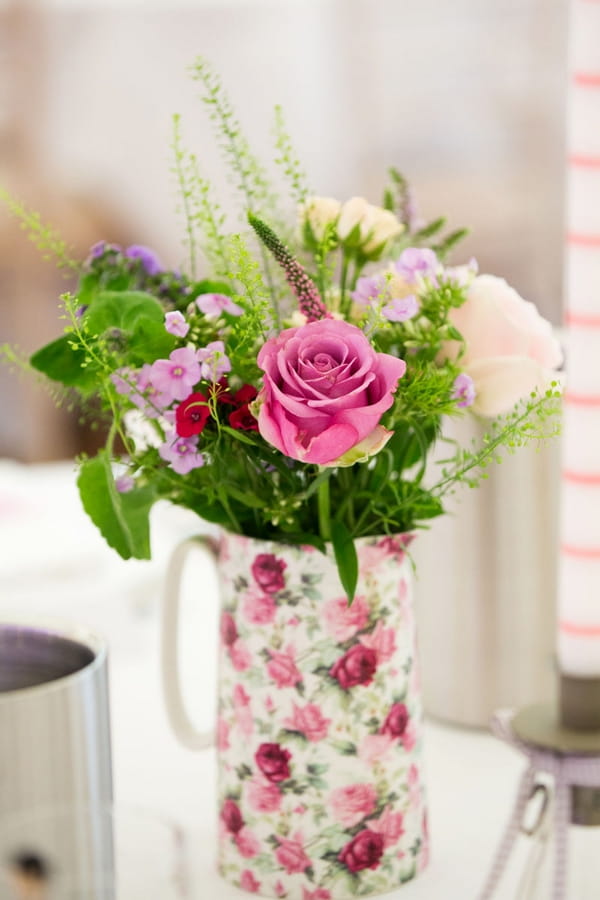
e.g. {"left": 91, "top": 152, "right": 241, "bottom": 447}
{"left": 255, "top": 319, "right": 406, "bottom": 465}
{"left": 216, "top": 717, "right": 230, "bottom": 750}
{"left": 359, "top": 621, "right": 397, "bottom": 662}
{"left": 242, "top": 587, "right": 277, "bottom": 624}
{"left": 255, "top": 743, "right": 292, "bottom": 783}
{"left": 230, "top": 639, "right": 252, "bottom": 671}
{"left": 220, "top": 611, "right": 238, "bottom": 647}
{"left": 329, "top": 783, "right": 377, "bottom": 827}
{"left": 368, "top": 805, "right": 405, "bottom": 848}
{"left": 338, "top": 829, "right": 384, "bottom": 873}
{"left": 401, "top": 719, "right": 417, "bottom": 752}
{"left": 302, "top": 890, "right": 332, "bottom": 900}
{"left": 445, "top": 274, "right": 563, "bottom": 417}
{"left": 233, "top": 683, "right": 253, "bottom": 737}
{"left": 275, "top": 835, "right": 311, "bottom": 874}
{"left": 358, "top": 535, "right": 413, "bottom": 571}
{"left": 267, "top": 647, "right": 302, "bottom": 689}
{"left": 330, "top": 645, "right": 377, "bottom": 689}
{"left": 235, "top": 826, "right": 260, "bottom": 858}
{"left": 283, "top": 703, "right": 331, "bottom": 742}
{"left": 380, "top": 703, "right": 409, "bottom": 738}
{"left": 251, "top": 553, "right": 287, "bottom": 592}
{"left": 244, "top": 775, "right": 282, "bottom": 813}
{"left": 240, "top": 869, "right": 261, "bottom": 893}
{"left": 221, "top": 798, "right": 244, "bottom": 834}
{"left": 323, "top": 595, "right": 370, "bottom": 642}
{"left": 358, "top": 734, "right": 395, "bottom": 766}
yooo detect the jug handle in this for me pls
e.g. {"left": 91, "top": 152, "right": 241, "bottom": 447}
{"left": 161, "top": 535, "right": 219, "bottom": 750}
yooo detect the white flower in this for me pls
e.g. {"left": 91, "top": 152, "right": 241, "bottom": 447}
{"left": 337, "top": 197, "right": 403, "bottom": 254}
{"left": 298, "top": 196, "right": 341, "bottom": 242}
{"left": 123, "top": 409, "right": 165, "bottom": 452}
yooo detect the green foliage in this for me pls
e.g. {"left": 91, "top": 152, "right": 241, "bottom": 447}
{"left": 273, "top": 105, "right": 310, "bottom": 206}
{"left": 0, "top": 186, "right": 79, "bottom": 271}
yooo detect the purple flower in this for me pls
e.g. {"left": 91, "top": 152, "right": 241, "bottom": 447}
{"left": 351, "top": 276, "right": 383, "bottom": 307}
{"left": 452, "top": 373, "right": 476, "bottom": 408}
{"left": 196, "top": 293, "right": 244, "bottom": 318}
{"left": 197, "top": 341, "right": 231, "bottom": 382}
{"left": 164, "top": 310, "right": 190, "bottom": 338}
{"left": 125, "top": 244, "right": 164, "bottom": 275}
{"left": 395, "top": 247, "right": 438, "bottom": 284}
{"left": 115, "top": 474, "right": 135, "bottom": 493}
{"left": 149, "top": 347, "right": 201, "bottom": 402}
{"left": 86, "top": 241, "right": 121, "bottom": 264}
{"left": 382, "top": 294, "right": 419, "bottom": 322}
{"left": 159, "top": 435, "right": 205, "bottom": 475}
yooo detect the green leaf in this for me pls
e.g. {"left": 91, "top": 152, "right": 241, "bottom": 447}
{"left": 30, "top": 335, "right": 97, "bottom": 390}
{"left": 330, "top": 521, "right": 358, "bottom": 602}
{"left": 77, "top": 452, "right": 156, "bottom": 559}
{"left": 193, "top": 279, "right": 233, "bottom": 297}
{"left": 84, "top": 291, "right": 165, "bottom": 334}
{"left": 220, "top": 425, "right": 259, "bottom": 447}
{"left": 128, "top": 319, "right": 176, "bottom": 362}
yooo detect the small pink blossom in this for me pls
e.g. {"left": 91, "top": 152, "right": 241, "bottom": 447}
{"left": 275, "top": 835, "right": 311, "bottom": 875}
{"left": 150, "top": 346, "right": 201, "bottom": 402}
{"left": 302, "top": 890, "right": 331, "bottom": 900}
{"left": 164, "top": 310, "right": 190, "bottom": 337}
{"left": 359, "top": 621, "right": 397, "bottom": 662}
{"left": 244, "top": 775, "right": 282, "bottom": 813}
{"left": 242, "top": 587, "right": 277, "bottom": 625}
{"left": 233, "top": 683, "right": 253, "bottom": 737}
{"left": 368, "top": 805, "right": 405, "bottom": 848}
{"left": 283, "top": 703, "right": 330, "bottom": 742}
{"left": 358, "top": 734, "right": 395, "bottom": 766}
{"left": 265, "top": 695, "right": 275, "bottom": 713}
{"left": 275, "top": 880, "right": 287, "bottom": 897}
{"left": 130, "top": 364, "right": 171, "bottom": 416}
{"left": 382, "top": 294, "right": 419, "bottom": 322}
{"left": 322, "top": 594, "right": 369, "bottom": 642}
{"left": 115, "top": 474, "right": 135, "bottom": 493}
{"left": 329, "top": 783, "right": 377, "bottom": 828}
{"left": 287, "top": 616, "right": 300, "bottom": 626}
{"left": 229, "top": 639, "right": 252, "bottom": 672}
{"left": 266, "top": 646, "right": 302, "bottom": 689}
{"left": 235, "top": 827, "right": 260, "bottom": 858}
{"left": 294, "top": 804, "right": 307, "bottom": 815}
{"left": 196, "top": 292, "right": 244, "bottom": 318}
{"left": 240, "top": 869, "right": 261, "bottom": 893}
{"left": 216, "top": 717, "right": 230, "bottom": 751}
{"left": 196, "top": 340, "right": 231, "bottom": 382}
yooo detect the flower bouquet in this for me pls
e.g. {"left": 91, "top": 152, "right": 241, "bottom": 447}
{"left": 2, "top": 59, "right": 563, "bottom": 898}
{"left": 1, "top": 59, "right": 562, "bottom": 599}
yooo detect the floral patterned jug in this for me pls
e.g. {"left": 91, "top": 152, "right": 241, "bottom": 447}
{"left": 162, "top": 531, "right": 428, "bottom": 899}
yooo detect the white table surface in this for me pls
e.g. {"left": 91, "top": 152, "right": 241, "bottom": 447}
{"left": 0, "top": 460, "right": 544, "bottom": 899}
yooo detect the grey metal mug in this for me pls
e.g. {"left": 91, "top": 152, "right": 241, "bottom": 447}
{"left": 0, "top": 620, "right": 114, "bottom": 898}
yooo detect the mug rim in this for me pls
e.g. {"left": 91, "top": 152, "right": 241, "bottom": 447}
{"left": 0, "top": 616, "right": 107, "bottom": 701}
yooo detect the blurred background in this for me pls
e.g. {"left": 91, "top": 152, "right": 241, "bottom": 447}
{"left": 0, "top": 0, "right": 566, "bottom": 462}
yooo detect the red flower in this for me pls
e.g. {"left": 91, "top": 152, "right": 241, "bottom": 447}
{"left": 255, "top": 743, "right": 292, "bottom": 783}
{"left": 234, "top": 384, "right": 258, "bottom": 405}
{"left": 330, "top": 645, "right": 377, "bottom": 689}
{"left": 338, "top": 829, "right": 384, "bottom": 873}
{"left": 175, "top": 391, "right": 210, "bottom": 437}
{"left": 381, "top": 702, "right": 409, "bottom": 738}
{"left": 221, "top": 798, "right": 244, "bottom": 835}
{"left": 220, "top": 612, "right": 238, "bottom": 647}
{"left": 229, "top": 404, "right": 259, "bottom": 431}
{"left": 251, "top": 554, "right": 287, "bottom": 593}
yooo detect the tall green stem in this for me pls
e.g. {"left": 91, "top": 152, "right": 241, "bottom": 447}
{"left": 318, "top": 474, "right": 331, "bottom": 542}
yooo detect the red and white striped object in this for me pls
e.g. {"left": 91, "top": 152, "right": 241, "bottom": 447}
{"left": 558, "top": 0, "right": 600, "bottom": 675}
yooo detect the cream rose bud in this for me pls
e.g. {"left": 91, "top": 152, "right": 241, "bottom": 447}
{"left": 299, "top": 196, "right": 341, "bottom": 242}
{"left": 362, "top": 208, "right": 404, "bottom": 253}
{"left": 337, "top": 197, "right": 373, "bottom": 241}
{"left": 446, "top": 274, "right": 563, "bottom": 417}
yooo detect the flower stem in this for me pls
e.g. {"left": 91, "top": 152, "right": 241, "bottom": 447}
{"left": 317, "top": 473, "right": 331, "bottom": 542}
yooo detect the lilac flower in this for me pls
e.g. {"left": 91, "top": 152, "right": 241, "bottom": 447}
{"left": 395, "top": 247, "right": 438, "bottom": 284}
{"left": 149, "top": 347, "right": 201, "bottom": 402}
{"left": 159, "top": 435, "right": 205, "bottom": 475}
{"left": 197, "top": 341, "right": 231, "bottom": 382}
{"left": 351, "top": 275, "right": 384, "bottom": 307}
{"left": 125, "top": 244, "right": 164, "bottom": 275}
{"left": 382, "top": 294, "right": 419, "bottom": 322}
{"left": 115, "top": 474, "right": 135, "bottom": 493}
{"left": 111, "top": 367, "right": 135, "bottom": 395}
{"left": 86, "top": 241, "right": 121, "bottom": 264}
{"left": 164, "top": 310, "right": 190, "bottom": 338}
{"left": 196, "top": 293, "right": 244, "bottom": 318}
{"left": 452, "top": 373, "right": 476, "bottom": 408}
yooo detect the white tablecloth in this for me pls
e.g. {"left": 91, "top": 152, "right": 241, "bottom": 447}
{"left": 0, "top": 461, "right": 540, "bottom": 898}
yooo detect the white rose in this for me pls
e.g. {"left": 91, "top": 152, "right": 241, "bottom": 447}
{"left": 299, "top": 196, "right": 341, "bottom": 242}
{"left": 362, "top": 208, "right": 404, "bottom": 253}
{"left": 337, "top": 196, "right": 373, "bottom": 241}
{"left": 337, "top": 197, "right": 403, "bottom": 253}
{"left": 445, "top": 274, "right": 563, "bottom": 417}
